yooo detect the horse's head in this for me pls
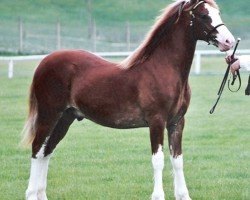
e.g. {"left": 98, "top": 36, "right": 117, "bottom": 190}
{"left": 184, "top": 0, "right": 235, "bottom": 51}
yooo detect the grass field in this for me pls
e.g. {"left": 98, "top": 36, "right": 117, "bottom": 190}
{"left": 1, "top": 0, "right": 250, "bottom": 25}
{"left": 1, "top": 0, "right": 250, "bottom": 53}
{"left": 0, "top": 59, "right": 250, "bottom": 199}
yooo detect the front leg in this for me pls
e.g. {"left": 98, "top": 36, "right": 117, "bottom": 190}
{"left": 167, "top": 118, "right": 191, "bottom": 200}
{"left": 149, "top": 115, "right": 166, "bottom": 200}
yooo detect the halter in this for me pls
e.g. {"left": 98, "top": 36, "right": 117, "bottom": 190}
{"left": 189, "top": 1, "right": 225, "bottom": 45}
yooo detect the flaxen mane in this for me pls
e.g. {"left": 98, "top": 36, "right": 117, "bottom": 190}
{"left": 120, "top": 0, "right": 219, "bottom": 69}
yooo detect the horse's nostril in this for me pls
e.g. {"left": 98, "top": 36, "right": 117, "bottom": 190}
{"left": 225, "top": 39, "right": 230, "bottom": 44}
{"left": 225, "top": 39, "right": 234, "bottom": 47}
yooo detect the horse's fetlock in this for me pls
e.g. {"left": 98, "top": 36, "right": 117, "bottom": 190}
{"left": 175, "top": 190, "right": 191, "bottom": 200}
{"left": 26, "top": 189, "right": 38, "bottom": 200}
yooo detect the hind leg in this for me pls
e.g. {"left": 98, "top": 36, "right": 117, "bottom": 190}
{"left": 27, "top": 155, "right": 50, "bottom": 200}
{"left": 26, "top": 114, "right": 58, "bottom": 200}
{"left": 26, "top": 108, "right": 78, "bottom": 200}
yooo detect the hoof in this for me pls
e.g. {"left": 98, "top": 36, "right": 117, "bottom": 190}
{"left": 26, "top": 190, "right": 37, "bottom": 200}
{"left": 175, "top": 194, "right": 192, "bottom": 200}
{"left": 38, "top": 191, "right": 48, "bottom": 200}
{"left": 26, "top": 190, "right": 48, "bottom": 200}
{"left": 152, "top": 191, "right": 165, "bottom": 200}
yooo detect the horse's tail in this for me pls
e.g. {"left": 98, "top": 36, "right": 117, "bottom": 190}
{"left": 21, "top": 81, "right": 38, "bottom": 146}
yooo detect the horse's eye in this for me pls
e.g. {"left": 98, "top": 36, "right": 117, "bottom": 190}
{"left": 200, "top": 14, "right": 208, "bottom": 20}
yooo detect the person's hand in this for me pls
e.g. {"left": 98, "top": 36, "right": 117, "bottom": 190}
{"left": 225, "top": 55, "right": 233, "bottom": 64}
{"left": 230, "top": 59, "right": 240, "bottom": 74}
{"left": 225, "top": 55, "right": 240, "bottom": 74}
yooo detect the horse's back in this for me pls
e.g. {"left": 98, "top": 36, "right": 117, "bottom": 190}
{"left": 37, "top": 50, "right": 115, "bottom": 73}
{"left": 33, "top": 49, "right": 119, "bottom": 87}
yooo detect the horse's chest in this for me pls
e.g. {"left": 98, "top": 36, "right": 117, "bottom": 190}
{"left": 140, "top": 80, "right": 190, "bottom": 119}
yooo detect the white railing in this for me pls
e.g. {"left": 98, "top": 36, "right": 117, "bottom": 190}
{"left": 1, "top": 50, "right": 250, "bottom": 78}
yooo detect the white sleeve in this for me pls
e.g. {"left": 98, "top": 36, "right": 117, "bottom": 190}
{"left": 239, "top": 55, "right": 250, "bottom": 71}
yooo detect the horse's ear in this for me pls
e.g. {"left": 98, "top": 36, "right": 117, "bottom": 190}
{"left": 183, "top": 0, "right": 199, "bottom": 11}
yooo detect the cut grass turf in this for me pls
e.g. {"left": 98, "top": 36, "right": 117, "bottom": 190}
{"left": 0, "top": 60, "right": 249, "bottom": 199}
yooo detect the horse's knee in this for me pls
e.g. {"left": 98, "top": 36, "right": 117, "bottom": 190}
{"left": 167, "top": 119, "right": 185, "bottom": 157}
{"left": 148, "top": 116, "right": 166, "bottom": 154}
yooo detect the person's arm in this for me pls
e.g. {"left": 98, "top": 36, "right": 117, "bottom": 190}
{"left": 226, "top": 55, "right": 250, "bottom": 73}
{"left": 238, "top": 55, "right": 250, "bottom": 71}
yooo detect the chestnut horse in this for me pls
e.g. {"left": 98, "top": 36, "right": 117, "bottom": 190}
{"left": 22, "top": 0, "right": 235, "bottom": 199}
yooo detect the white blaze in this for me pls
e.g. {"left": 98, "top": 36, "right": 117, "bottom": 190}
{"left": 205, "top": 4, "right": 235, "bottom": 51}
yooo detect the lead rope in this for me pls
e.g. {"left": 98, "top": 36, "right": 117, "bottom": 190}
{"left": 227, "top": 69, "right": 241, "bottom": 92}
{"left": 209, "top": 38, "right": 241, "bottom": 114}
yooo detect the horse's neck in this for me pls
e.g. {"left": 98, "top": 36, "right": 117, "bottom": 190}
{"left": 146, "top": 20, "right": 196, "bottom": 80}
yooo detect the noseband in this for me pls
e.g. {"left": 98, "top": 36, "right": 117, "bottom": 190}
{"left": 189, "top": 1, "right": 225, "bottom": 45}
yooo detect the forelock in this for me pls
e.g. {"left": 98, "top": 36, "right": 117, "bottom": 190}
{"left": 204, "top": 0, "right": 219, "bottom": 10}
